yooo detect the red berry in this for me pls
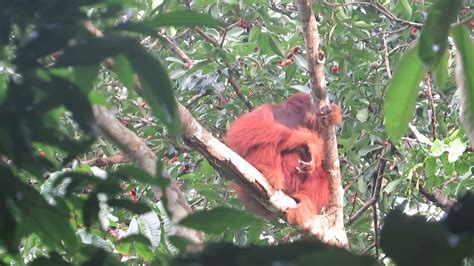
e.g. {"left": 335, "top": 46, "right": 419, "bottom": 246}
{"left": 291, "top": 45, "right": 301, "bottom": 54}
{"left": 139, "top": 100, "right": 147, "bottom": 108}
{"left": 461, "top": 7, "right": 469, "bottom": 15}
{"left": 331, "top": 65, "right": 339, "bottom": 73}
{"left": 279, "top": 59, "right": 293, "bottom": 67}
{"left": 39, "top": 151, "right": 46, "bottom": 157}
{"left": 410, "top": 27, "right": 418, "bottom": 34}
{"left": 469, "top": 21, "right": 474, "bottom": 27}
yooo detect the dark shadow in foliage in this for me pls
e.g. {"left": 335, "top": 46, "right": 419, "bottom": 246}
{"left": 380, "top": 192, "right": 474, "bottom": 266}
{"left": 80, "top": 247, "right": 121, "bottom": 266}
{"left": 174, "top": 241, "right": 376, "bottom": 266}
{"left": 30, "top": 252, "right": 70, "bottom": 266}
{"left": 445, "top": 193, "right": 474, "bottom": 235}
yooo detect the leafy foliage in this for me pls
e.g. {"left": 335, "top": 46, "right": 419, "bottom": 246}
{"left": 0, "top": 0, "right": 473, "bottom": 265}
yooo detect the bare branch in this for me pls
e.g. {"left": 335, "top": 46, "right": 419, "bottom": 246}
{"left": 382, "top": 31, "right": 392, "bottom": 80}
{"left": 92, "top": 106, "right": 204, "bottom": 243}
{"left": 83, "top": 21, "right": 204, "bottom": 243}
{"left": 157, "top": 33, "right": 194, "bottom": 66}
{"left": 419, "top": 186, "right": 455, "bottom": 210}
{"left": 81, "top": 154, "right": 129, "bottom": 166}
{"left": 425, "top": 72, "right": 438, "bottom": 138}
{"left": 296, "top": 0, "right": 348, "bottom": 248}
{"left": 345, "top": 148, "right": 387, "bottom": 226}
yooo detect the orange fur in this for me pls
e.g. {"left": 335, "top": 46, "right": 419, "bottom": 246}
{"left": 225, "top": 93, "right": 341, "bottom": 224}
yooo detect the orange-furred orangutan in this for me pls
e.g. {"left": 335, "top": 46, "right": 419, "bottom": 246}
{"left": 225, "top": 93, "right": 341, "bottom": 225}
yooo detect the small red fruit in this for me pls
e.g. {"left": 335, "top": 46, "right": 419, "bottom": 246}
{"left": 39, "top": 151, "right": 46, "bottom": 158}
{"left": 461, "top": 7, "right": 469, "bottom": 16}
{"left": 469, "top": 20, "right": 474, "bottom": 27}
{"left": 291, "top": 45, "right": 301, "bottom": 54}
{"left": 279, "top": 59, "right": 293, "bottom": 67}
{"left": 331, "top": 64, "right": 339, "bottom": 73}
{"left": 410, "top": 27, "right": 418, "bottom": 34}
{"left": 139, "top": 100, "right": 147, "bottom": 108}
{"left": 185, "top": 62, "right": 193, "bottom": 69}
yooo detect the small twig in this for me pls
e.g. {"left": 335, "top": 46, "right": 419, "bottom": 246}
{"left": 425, "top": 72, "right": 438, "bottom": 139}
{"left": 372, "top": 203, "right": 379, "bottom": 258}
{"left": 269, "top": 2, "right": 294, "bottom": 18}
{"left": 81, "top": 154, "right": 129, "bottom": 166}
{"left": 382, "top": 31, "right": 392, "bottom": 79}
{"left": 322, "top": 1, "right": 422, "bottom": 27}
{"left": 360, "top": 242, "right": 377, "bottom": 255}
{"left": 345, "top": 147, "right": 387, "bottom": 226}
{"left": 186, "top": 89, "right": 212, "bottom": 108}
{"left": 157, "top": 33, "right": 193, "bottom": 66}
{"left": 136, "top": 185, "right": 150, "bottom": 201}
{"left": 194, "top": 28, "right": 253, "bottom": 110}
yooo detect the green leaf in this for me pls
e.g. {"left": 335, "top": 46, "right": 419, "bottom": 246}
{"left": 285, "top": 63, "right": 297, "bottom": 83}
{"left": 119, "top": 234, "right": 152, "bottom": 247}
{"left": 179, "top": 207, "right": 260, "bottom": 235}
{"left": 419, "top": 0, "right": 463, "bottom": 65}
{"left": 430, "top": 139, "right": 448, "bottom": 157}
{"left": 0, "top": 74, "right": 7, "bottom": 103}
{"left": 268, "top": 35, "right": 285, "bottom": 58}
{"left": 123, "top": 43, "right": 181, "bottom": 136}
{"left": 440, "top": 154, "right": 455, "bottom": 176}
{"left": 384, "top": 45, "right": 424, "bottom": 143}
{"left": 384, "top": 179, "right": 402, "bottom": 194}
{"left": 150, "top": 11, "right": 223, "bottom": 27}
{"left": 55, "top": 37, "right": 127, "bottom": 67}
{"left": 193, "top": 0, "right": 217, "bottom": 8}
{"left": 353, "top": 21, "right": 375, "bottom": 29}
{"left": 356, "top": 108, "right": 369, "bottom": 122}
{"left": 137, "top": 212, "right": 161, "bottom": 248}
{"left": 113, "top": 54, "right": 135, "bottom": 91}
{"left": 433, "top": 49, "right": 449, "bottom": 89}
{"left": 108, "top": 199, "right": 151, "bottom": 214}
{"left": 73, "top": 64, "right": 100, "bottom": 94}
{"left": 114, "top": 165, "right": 167, "bottom": 187}
{"left": 357, "top": 145, "right": 383, "bottom": 157}
{"left": 424, "top": 157, "right": 436, "bottom": 189}
{"left": 399, "top": 0, "right": 412, "bottom": 17}
{"left": 453, "top": 26, "right": 474, "bottom": 146}
{"left": 447, "top": 138, "right": 466, "bottom": 163}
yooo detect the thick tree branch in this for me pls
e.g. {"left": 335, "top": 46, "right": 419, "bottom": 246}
{"left": 296, "top": 0, "right": 348, "bottom": 248}
{"left": 419, "top": 186, "right": 455, "bottom": 211}
{"left": 92, "top": 106, "right": 204, "bottom": 243}
{"left": 83, "top": 21, "right": 204, "bottom": 243}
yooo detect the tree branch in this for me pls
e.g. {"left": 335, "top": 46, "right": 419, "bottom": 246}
{"left": 92, "top": 105, "right": 204, "bottom": 243}
{"left": 419, "top": 186, "right": 455, "bottom": 211}
{"left": 296, "top": 0, "right": 348, "bottom": 248}
{"left": 81, "top": 154, "right": 129, "bottom": 166}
